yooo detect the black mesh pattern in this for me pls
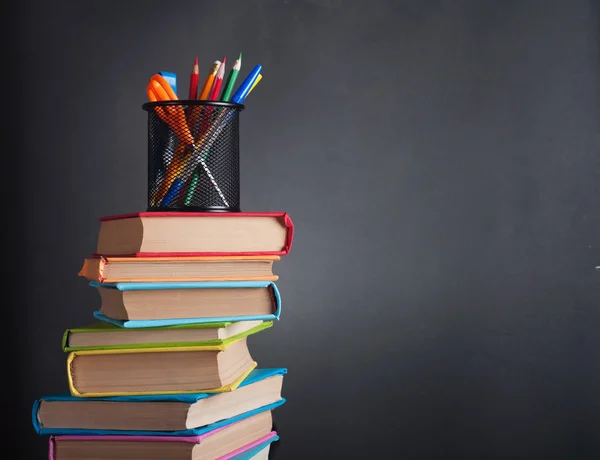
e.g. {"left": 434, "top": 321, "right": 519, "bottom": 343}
{"left": 143, "top": 101, "right": 244, "bottom": 212}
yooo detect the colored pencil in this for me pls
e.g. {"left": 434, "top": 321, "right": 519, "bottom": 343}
{"left": 188, "top": 60, "right": 219, "bottom": 138}
{"left": 185, "top": 58, "right": 226, "bottom": 204}
{"left": 220, "top": 52, "right": 242, "bottom": 102}
{"left": 188, "top": 57, "right": 199, "bottom": 99}
{"left": 198, "top": 60, "right": 221, "bottom": 100}
{"left": 209, "top": 56, "right": 226, "bottom": 100}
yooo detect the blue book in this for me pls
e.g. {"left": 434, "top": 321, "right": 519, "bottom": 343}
{"left": 33, "top": 368, "right": 286, "bottom": 436}
{"left": 91, "top": 280, "right": 282, "bottom": 328}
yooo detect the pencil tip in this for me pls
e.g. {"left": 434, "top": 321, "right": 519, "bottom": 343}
{"left": 194, "top": 57, "right": 198, "bottom": 65}
{"left": 238, "top": 52, "right": 243, "bottom": 60}
{"left": 222, "top": 56, "right": 227, "bottom": 64}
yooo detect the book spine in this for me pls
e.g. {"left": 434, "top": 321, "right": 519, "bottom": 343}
{"left": 66, "top": 353, "right": 82, "bottom": 397}
{"left": 31, "top": 399, "right": 42, "bottom": 434}
{"left": 218, "top": 431, "right": 278, "bottom": 460}
{"left": 282, "top": 213, "right": 294, "bottom": 255}
{"left": 61, "top": 329, "right": 70, "bottom": 352}
{"left": 78, "top": 257, "right": 105, "bottom": 282}
{"left": 268, "top": 282, "right": 282, "bottom": 320}
{"left": 94, "top": 213, "right": 294, "bottom": 257}
{"left": 48, "top": 436, "right": 55, "bottom": 460}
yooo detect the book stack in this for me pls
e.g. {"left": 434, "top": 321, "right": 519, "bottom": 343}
{"left": 32, "top": 211, "right": 294, "bottom": 460}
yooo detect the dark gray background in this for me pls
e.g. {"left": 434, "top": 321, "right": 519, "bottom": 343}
{"left": 10, "top": 0, "right": 600, "bottom": 458}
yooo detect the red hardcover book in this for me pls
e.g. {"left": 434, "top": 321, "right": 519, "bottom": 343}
{"left": 93, "top": 212, "right": 294, "bottom": 257}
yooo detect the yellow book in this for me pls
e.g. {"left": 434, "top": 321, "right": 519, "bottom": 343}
{"left": 66, "top": 337, "right": 257, "bottom": 397}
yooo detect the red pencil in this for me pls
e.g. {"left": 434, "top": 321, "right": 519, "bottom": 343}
{"left": 188, "top": 57, "right": 199, "bottom": 100}
{"left": 208, "top": 56, "right": 226, "bottom": 100}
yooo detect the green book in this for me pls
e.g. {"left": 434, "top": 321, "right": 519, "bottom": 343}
{"left": 62, "top": 320, "right": 272, "bottom": 352}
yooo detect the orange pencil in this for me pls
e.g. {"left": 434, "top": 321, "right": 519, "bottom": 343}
{"left": 189, "top": 60, "right": 220, "bottom": 137}
{"left": 198, "top": 60, "right": 221, "bottom": 100}
{"left": 208, "top": 56, "right": 226, "bottom": 100}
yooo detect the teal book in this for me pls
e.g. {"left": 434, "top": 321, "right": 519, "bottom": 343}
{"left": 33, "top": 368, "right": 286, "bottom": 436}
{"left": 91, "top": 280, "right": 282, "bottom": 328}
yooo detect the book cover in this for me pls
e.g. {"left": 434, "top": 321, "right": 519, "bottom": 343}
{"left": 33, "top": 368, "right": 286, "bottom": 435}
{"left": 48, "top": 430, "right": 279, "bottom": 460}
{"left": 94, "top": 211, "right": 294, "bottom": 257}
{"left": 34, "top": 399, "right": 285, "bottom": 436}
{"left": 79, "top": 255, "right": 280, "bottom": 283}
{"left": 92, "top": 280, "right": 282, "bottom": 328}
{"left": 221, "top": 433, "right": 279, "bottom": 460}
{"left": 62, "top": 320, "right": 273, "bottom": 352}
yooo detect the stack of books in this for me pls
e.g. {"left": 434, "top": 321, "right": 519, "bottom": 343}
{"left": 32, "top": 211, "right": 294, "bottom": 459}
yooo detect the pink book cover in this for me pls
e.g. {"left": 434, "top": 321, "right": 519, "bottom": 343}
{"left": 93, "top": 212, "right": 294, "bottom": 257}
{"left": 48, "top": 431, "right": 278, "bottom": 460}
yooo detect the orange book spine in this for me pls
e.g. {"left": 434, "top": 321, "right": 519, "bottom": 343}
{"left": 78, "top": 257, "right": 105, "bottom": 282}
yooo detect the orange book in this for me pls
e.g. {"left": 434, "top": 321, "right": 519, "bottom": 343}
{"left": 79, "top": 255, "right": 280, "bottom": 283}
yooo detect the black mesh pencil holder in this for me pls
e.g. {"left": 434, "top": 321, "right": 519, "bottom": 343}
{"left": 143, "top": 101, "right": 244, "bottom": 212}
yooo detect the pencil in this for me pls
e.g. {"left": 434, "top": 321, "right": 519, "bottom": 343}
{"left": 220, "top": 52, "right": 242, "bottom": 102}
{"left": 184, "top": 61, "right": 220, "bottom": 205}
{"left": 188, "top": 60, "right": 220, "bottom": 138}
{"left": 183, "top": 57, "right": 226, "bottom": 205}
{"left": 198, "top": 60, "right": 221, "bottom": 100}
{"left": 209, "top": 56, "right": 226, "bottom": 100}
{"left": 188, "top": 57, "right": 199, "bottom": 100}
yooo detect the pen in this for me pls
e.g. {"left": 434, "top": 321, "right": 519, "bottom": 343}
{"left": 158, "top": 71, "right": 177, "bottom": 96}
{"left": 147, "top": 74, "right": 213, "bottom": 204}
{"left": 152, "top": 72, "right": 179, "bottom": 204}
{"left": 230, "top": 64, "right": 262, "bottom": 104}
{"left": 248, "top": 74, "right": 262, "bottom": 95}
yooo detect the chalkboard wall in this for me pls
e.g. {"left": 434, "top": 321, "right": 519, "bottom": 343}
{"left": 10, "top": 1, "right": 600, "bottom": 458}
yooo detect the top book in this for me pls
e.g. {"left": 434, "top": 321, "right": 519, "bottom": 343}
{"left": 94, "top": 212, "right": 294, "bottom": 257}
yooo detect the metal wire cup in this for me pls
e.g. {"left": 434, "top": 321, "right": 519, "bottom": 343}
{"left": 143, "top": 100, "right": 244, "bottom": 212}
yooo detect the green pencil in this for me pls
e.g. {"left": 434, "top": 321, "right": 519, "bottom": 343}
{"left": 220, "top": 52, "right": 242, "bottom": 102}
